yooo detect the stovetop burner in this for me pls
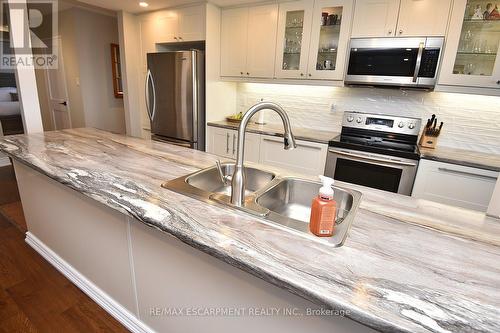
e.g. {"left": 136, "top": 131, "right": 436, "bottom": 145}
{"left": 328, "top": 111, "right": 422, "bottom": 160}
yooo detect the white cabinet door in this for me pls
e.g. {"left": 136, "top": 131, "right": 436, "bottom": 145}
{"left": 207, "top": 126, "right": 234, "bottom": 158}
{"left": 259, "top": 135, "right": 328, "bottom": 176}
{"left": 412, "top": 159, "right": 499, "bottom": 212}
{"left": 306, "top": 0, "right": 354, "bottom": 80}
{"left": 153, "top": 12, "right": 179, "bottom": 43}
{"left": 438, "top": 0, "right": 500, "bottom": 89}
{"left": 207, "top": 126, "right": 261, "bottom": 162}
{"left": 351, "top": 0, "right": 400, "bottom": 38}
{"left": 220, "top": 8, "right": 249, "bottom": 77}
{"left": 246, "top": 4, "right": 279, "bottom": 78}
{"left": 241, "top": 132, "right": 261, "bottom": 163}
{"left": 275, "top": 0, "right": 314, "bottom": 79}
{"left": 397, "top": 0, "right": 452, "bottom": 37}
{"left": 177, "top": 5, "right": 206, "bottom": 41}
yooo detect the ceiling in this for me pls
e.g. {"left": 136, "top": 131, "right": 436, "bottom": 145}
{"left": 74, "top": 0, "right": 265, "bottom": 14}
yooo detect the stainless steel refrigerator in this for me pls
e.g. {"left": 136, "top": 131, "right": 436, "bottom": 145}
{"left": 146, "top": 50, "right": 205, "bottom": 150}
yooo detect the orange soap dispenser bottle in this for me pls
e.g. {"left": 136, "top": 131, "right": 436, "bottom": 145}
{"left": 309, "top": 176, "right": 336, "bottom": 237}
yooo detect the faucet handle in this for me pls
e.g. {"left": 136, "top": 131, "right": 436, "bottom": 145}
{"left": 215, "top": 160, "right": 231, "bottom": 185}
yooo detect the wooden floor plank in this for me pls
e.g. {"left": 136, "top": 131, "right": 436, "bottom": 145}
{"left": 0, "top": 210, "right": 128, "bottom": 333}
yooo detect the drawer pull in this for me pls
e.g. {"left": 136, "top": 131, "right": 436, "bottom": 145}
{"left": 438, "top": 167, "right": 497, "bottom": 180}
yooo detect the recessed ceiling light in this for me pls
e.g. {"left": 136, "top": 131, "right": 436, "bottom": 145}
{"left": 139, "top": 2, "right": 149, "bottom": 7}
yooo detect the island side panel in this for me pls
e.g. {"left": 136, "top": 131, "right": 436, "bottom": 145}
{"left": 129, "top": 220, "right": 376, "bottom": 333}
{"left": 13, "top": 161, "right": 138, "bottom": 315}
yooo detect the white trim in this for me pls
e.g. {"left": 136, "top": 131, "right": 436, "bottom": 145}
{"left": 25, "top": 232, "right": 155, "bottom": 333}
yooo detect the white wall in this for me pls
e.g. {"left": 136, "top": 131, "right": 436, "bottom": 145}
{"left": 73, "top": 9, "right": 125, "bottom": 134}
{"left": 37, "top": 7, "right": 126, "bottom": 133}
{"left": 235, "top": 83, "right": 500, "bottom": 154}
{"left": 117, "top": 11, "right": 143, "bottom": 138}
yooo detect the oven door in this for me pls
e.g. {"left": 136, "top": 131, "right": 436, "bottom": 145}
{"left": 345, "top": 37, "right": 443, "bottom": 88}
{"left": 325, "top": 148, "right": 418, "bottom": 195}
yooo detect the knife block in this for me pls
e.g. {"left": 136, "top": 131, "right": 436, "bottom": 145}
{"left": 419, "top": 133, "right": 438, "bottom": 149}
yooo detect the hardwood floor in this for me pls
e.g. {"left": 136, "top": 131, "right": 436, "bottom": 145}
{"left": 0, "top": 164, "right": 129, "bottom": 333}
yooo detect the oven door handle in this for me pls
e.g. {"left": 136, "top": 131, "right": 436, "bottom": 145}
{"left": 413, "top": 42, "right": 425, "bottom": 83}
{"left": 329, "top": 149, "right": 418, "bottom": 167}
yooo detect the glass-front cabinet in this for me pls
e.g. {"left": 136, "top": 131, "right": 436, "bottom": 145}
{"left": 275, "top": 1, "right": 314, "bottom": 79}
{"left": 274, "top": 0, "right": 353, "bottom": 80}
{"left": 306, "top": 0, "right": 353, "bottom": 80}
{"left": 439, "top": 0, "right": 500, "bottom": 88}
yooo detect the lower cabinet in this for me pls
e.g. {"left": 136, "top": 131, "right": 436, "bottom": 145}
{"left": 259, "top": 135, "right": 327, "bottom": 176}
{"left": 206, "top": 125, "right": 328, "bottom": 176}
{"left": 412, "top": 159, "right": 499, "bottom": 212}
{"left": 206, "top": 126, "right": 260, "bottom": 162}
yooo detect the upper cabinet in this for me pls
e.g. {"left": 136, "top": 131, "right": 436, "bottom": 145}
{"left": 351, "top": 0, "right": 400, "bottom": 37}
{"left": 139, "top": 4, "right": 206, "bottom": 69}
{"left": 275, "top": 1, "right": 314, "bottom": 79}
{"left": 439, "top": 0, "right": 500, "bottom": 89}
{"left": 351, "top": 0, "right": 452, "bottom": 38}
{"left": 274, "top": 0, "right": 353, "bottom": 80}
{"left": 306, "top": 0, "right": 353, "bottom": 80}
{"left": 220, "top": 4, "right": 278, "bottom": 78}
{"left": 177, "top": 5, "right": 206, "bottom": 42}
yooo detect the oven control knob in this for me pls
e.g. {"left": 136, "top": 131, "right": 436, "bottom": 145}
{"left": 408, "top": 123, "right": 416, "bottom": 129}
{"left": 347, "top": 116, "right": 354, "bottom": 122}
{"left": 356, "top": 117, "right": 363, "bottom": 123}
{"left": 398, "top": 121, "right": 405, "bottom": 128}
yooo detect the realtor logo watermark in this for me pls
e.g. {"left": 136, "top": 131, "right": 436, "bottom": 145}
{"left": 1, "top": 0, "right": 58, "bottom": 69}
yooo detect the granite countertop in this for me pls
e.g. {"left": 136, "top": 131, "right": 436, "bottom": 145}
{"left": 420, "top": 146, "right": 500, "bottom": 172}
{"left": 207, "top": 120, "right": 338, "bottom": 144}
{"left": 1, "top": 128, "right": 499, "bottom": 333}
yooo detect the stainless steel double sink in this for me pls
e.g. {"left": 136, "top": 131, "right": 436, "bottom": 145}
{"left": 163, "top": 162, "right": 362, "bottom": 247}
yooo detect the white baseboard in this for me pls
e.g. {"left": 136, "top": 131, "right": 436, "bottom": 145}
{"left": 25, "top": 232, "right": 155, "bottom": 333}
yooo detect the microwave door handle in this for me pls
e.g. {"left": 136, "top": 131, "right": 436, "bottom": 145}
{"left": 413, "top": 42, "right": 425, "bottom": 83}
{"left": 329, "top": 149, "right": 417, "bottom": 167}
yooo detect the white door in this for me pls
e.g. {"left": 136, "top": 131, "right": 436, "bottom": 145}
{"left": 438, "top": 0, "right": 500, "bottom": 89}
{"left": 397, "top": 0, "right": 452, "bottom": 37}
{"left": 44, "top": 37, "right": 71, "bottom": 130}
{"left": 246, "top": 4, "right": 279, "bottom": 78}
{"left": 275, "top": 0, "right": 314, "bottom": 78}
{"left": 351, "top": 0, "right": 400, "bottom": 37}
{"left": 306, "top": 0, "right": 354, "bottom": 80}
{"left": 220, "top": 8, "right": 249, "bottom": 77}
{"left": 177, "top": 5, "right": 205, "bottom": 41}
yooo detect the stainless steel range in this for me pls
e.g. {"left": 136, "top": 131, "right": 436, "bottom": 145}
{"left": 325, "top": 112, "right": 422, "bottom": 195}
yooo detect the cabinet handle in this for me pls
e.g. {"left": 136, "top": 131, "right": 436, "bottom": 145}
{"left": 496, "top": 80, "right": 500, "bottom": 85}
{"left": 240, "top": 71, "right": 244, "bottom": 75}
{"left": 226, "top": 133, "right": 230, "bottom": 154}
{"left": 308, "top": 73, "right": 312, "bottom": 77}
{"left": 300, "top": 73, "right": 304, "bottom": 76}
{"left": 388, "top": 30, "right": 392, "bottom": 35}
{"left": 399, "top": 29, "right": 403, "bottom": 34}
{"left": 174, "top": 37, "right": 178, "bottom": 40}
{"left": 437, "top": 167, "right": 497, "bottom": 181}
{"left": 178, "top": 36, "right": 183, "bottom": 40}
{"left": 246, "top": 72, "right": 250, "bottom": 76}
{"left": 232, "top": 134, "right": 236, "bottom": 155}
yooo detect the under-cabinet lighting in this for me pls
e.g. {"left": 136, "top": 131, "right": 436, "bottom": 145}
{"left": 139, "top": 2, "right": 149, "bottom": 7}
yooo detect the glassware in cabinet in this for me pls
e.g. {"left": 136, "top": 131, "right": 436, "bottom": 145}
{"left": 275, "top": 1, "right": 314, "bottom": 79}
{"left": 307, "top": 0, "right": 353, "bottom": 80}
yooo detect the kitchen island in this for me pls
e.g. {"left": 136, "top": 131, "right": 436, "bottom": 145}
{"left": 1, "top": 128, "right": 499, "bottom": 333}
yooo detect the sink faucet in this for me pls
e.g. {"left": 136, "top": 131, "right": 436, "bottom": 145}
{"left": 231, "top": 102, "right": 297, "bottom": 206}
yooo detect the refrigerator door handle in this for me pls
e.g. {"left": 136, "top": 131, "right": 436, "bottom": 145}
{"left": 145, "top": 69, "right": 157, "bottom": 121}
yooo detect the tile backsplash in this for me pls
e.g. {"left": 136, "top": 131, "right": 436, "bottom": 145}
{"left": 237, "top": 83, "right": 500, "bottom": 154}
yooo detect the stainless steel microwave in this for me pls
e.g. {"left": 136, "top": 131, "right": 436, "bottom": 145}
{"left": 345, "top": 37, "right": 444, "bottom": 89}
